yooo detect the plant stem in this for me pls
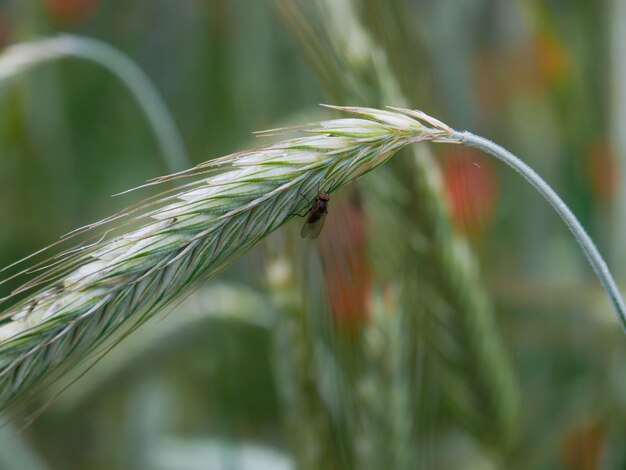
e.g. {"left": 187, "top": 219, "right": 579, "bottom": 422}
{"left": 0, "top": 34, "right": 189, "bottom": 172}
{"left": 456, "top": 131, "right": 626, "bottom": 331}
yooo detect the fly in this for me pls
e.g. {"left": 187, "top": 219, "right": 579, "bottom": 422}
{"left": 300, "top": 191, "right": 330, "bottom": 239}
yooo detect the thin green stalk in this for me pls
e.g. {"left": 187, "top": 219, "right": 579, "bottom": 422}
{"left": 457, "top": 131, "right": 626, "bottom": 331}
{"left": 0, "top": 34, "right": 189, "bottom": 172}
{"left": 355, "top": 289, "right": 413, "bottom": 470}
{"left": 266, "top": 256, "right": 336, "bottom": 470}
{"left": 0, "top": 420, "right": 46, "bottom": 470}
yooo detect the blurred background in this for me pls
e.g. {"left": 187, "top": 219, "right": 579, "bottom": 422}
{"left": 0, "top": 0, "right": 625, "bottom": 469}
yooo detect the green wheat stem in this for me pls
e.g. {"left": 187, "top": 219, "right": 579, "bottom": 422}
{"left": 355, "top": 289, "right": 413, "bottom": 469}
{"left": 266, "top": 256, "right": 336, "bottom": 469}
{"left": 457, "top": 131, "right": 626, "bottom": 331}
{"left": 0, "top": 34, "right": 189, "bottom": 172}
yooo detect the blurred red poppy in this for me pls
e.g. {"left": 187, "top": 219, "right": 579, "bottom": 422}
{"left": 319, "top": 194, "right": 371, "bottom": 332}
{"left": 442, "top": 148, "right": 498, "bottom": 235}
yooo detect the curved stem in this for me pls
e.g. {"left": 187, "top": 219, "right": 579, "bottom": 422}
{"left": 0, "top": 34, "right": 189, "bottom": 172}
{"left": 455, "top": 130, "right": 626, "bottom": 331}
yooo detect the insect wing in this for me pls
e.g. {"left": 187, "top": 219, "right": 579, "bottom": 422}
{"left": 300, "top": 211, "right": 327, "bottom": 239}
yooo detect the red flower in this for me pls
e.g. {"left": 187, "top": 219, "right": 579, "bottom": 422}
{"left": 442, "top": 148, "right": 498, "bottom": 235}
{"left": 319, "top": 194, "right": 371, "bottom": 332}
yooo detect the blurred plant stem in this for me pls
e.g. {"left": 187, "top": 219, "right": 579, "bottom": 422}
{"left": 0, "top": 419, "right": 47, "bottom": 470}
{"left": 278, "top": 0, "right": 520, "bottom": 454}
{"left": 610, "top": 0, "right": 626, "bottom": 278}
{"left": 354, "top": 289, "right": 413, "bottom": 469}
{"left": 146, "top": 437, "right": 292, "bottom": 470}
{"left": 266, "top": 255, "right": 337, "bottom": 469}
{"left": 0, "top": 35, "right": 189, "bottom": 173}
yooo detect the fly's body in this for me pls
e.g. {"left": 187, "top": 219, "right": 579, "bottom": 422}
{"left": 300, "top": 191, "right": 330, "bottom": 239}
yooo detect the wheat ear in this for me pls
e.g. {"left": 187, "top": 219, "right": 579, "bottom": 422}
{"left": 0, "top": 106, "right": 454, "bottom": 412}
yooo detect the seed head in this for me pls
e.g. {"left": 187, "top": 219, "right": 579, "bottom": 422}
{"left": 0, "top": 105, "right": 458, "bottom": 411}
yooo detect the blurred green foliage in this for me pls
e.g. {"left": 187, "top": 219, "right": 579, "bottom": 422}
{"left": 1, "top": 0, "right": 625, "bottom": 469}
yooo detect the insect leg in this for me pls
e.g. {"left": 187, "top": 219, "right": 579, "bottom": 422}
{"left": 288, "top": 188, "right": 313, "bottom": 218}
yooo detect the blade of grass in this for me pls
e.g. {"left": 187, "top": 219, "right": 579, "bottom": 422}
{"left": 0, "top": 34, "right": 189, "bottom": 172}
